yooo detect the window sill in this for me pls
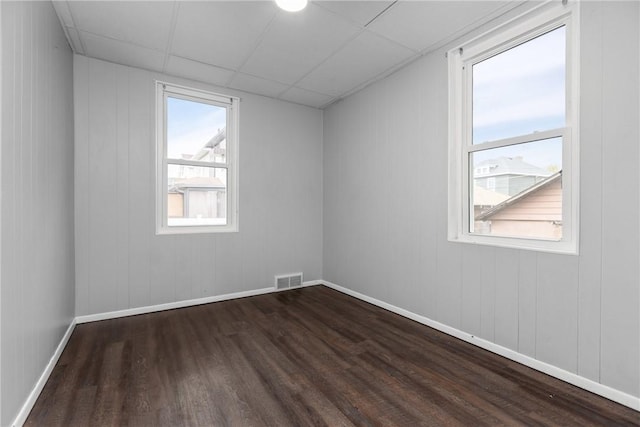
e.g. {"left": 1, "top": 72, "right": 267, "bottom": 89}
{"left": 156, "top": 225, "right": 239, "bottom": 235}
{"left": 448, "top": 234, "right": 578, "bottom": 255}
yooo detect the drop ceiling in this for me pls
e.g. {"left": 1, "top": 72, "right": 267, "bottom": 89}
{"left": 52, "top": 0, "right": 515, "bottom": 109}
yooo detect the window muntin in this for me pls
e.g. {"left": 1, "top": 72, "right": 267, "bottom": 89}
{"left": 448, "top": 2, "right": 578, "bottom": 254}
{"left": 157, "top": 82, "right": 238, "bottom": 234}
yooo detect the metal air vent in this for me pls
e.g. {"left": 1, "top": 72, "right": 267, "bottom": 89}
{"left": 275, "top": 273, "right": 303, "bottom": 290}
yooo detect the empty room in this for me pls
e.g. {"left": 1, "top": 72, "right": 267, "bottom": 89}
{"left": 1, "top": 0, "right": 639, "bottom": 425}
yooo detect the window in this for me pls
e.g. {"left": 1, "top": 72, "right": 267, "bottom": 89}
{"left": 448, "top": 1, "right": 578, "bottom": 254}
{"left": 156, "top": 82, "right": 239, "bottom": 234}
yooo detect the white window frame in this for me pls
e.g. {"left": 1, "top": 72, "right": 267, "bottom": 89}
{"left": 447, "top": 1, "right": 579, "bottom": 254}
{"left": 156, "top": 81, "right": 239, "bottom": 235}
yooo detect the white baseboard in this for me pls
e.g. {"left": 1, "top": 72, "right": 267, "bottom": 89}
{"left": 12, "top": 318, "right": 77, "bottom": 427}
{"left": 76, "top": 280, "right": 322, "bottom": 324}
{"left": 320, "top": 280, "right": 640, "bottom": 412}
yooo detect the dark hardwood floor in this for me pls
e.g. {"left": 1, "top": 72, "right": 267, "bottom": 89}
{"left": 26, "top": 286, "right": 639, "bottom": 426}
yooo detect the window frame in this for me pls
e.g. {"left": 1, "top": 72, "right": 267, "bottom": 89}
{"left": 155, "top": 81, "right": 239, "bottom": 235}
{"left": 447, "top": 1, "right": 580, "bottom": 254}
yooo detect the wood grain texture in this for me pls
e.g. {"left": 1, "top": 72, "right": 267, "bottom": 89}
{"left": 26, "top": 287, "right": 639, "bottom": 426}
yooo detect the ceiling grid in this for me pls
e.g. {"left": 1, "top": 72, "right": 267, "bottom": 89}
{"left": 51, "top": 0, "right": 517, "bottom": 109}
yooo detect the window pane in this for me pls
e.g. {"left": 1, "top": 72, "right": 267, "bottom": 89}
{"left": 470, "top": 138, "right": 562, "bottom": 240}
{"left": 472, "top": 26, "right": 565, "bottom": 144}
{"left": 167, "top": 164, "right": 227, "bottom": 227}
{"left": 167, "top": 97, "right": 227, "bottom": 163}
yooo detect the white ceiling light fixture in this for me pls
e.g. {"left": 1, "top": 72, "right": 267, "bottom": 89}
{"left": 275, "top": 0, "right": 308, "bottom": 13}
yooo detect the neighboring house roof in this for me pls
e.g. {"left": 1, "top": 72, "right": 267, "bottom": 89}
{"left": 169, "top": 176, "right": 224, "bottom": 192}
{"left": 474, "top": 156, "right": 551, "bottom": 178}
{"left": 192, "top": 128, "right": 226, "bottom": 162}
{"left": 473, "top": 186, "right": 509, "bottom": 206}
{"left": 476, "top": 171, "right": 562, "bottom": 221}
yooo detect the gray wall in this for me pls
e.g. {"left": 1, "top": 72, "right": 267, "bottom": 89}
{"left": 323, "top": 1, "right": 639, "bottom": 399}
{"left": 74, "top": 56, "right": 323, "bottom": 316}
{"left": 0, "top": 1, "right": 75, "bottom": 425}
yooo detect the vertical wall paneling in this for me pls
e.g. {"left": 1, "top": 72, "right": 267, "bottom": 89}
{"left": 599, "top": 1, "right": 640, "bottom": 397}
{"left": 115, "top": 66, "right": 130, "bottom": 309}
{"left": 327, "top": 97, "right": 355, "bottom": 296}
{"left": 371, "top": 92, "right": 391, "bottom": 303}
{"left": 20, "top": 2, "right": 34, "bottom": 402}
{"left": 493, "top": 248, "right": 518, "bottom": 350}
{"left": 33, "top": 3, "right": 43, "bottom": 367}
{"left": 348, "top": 89, "right": 388, "bottom": 303}
{"left": 436, "top": 243, "right": 463, "bottom": 329}
{"left": 419, "top": 56, "right": 442, "bottom": 320}
{"left": 127, "top": 66, "right": 152, "bottom": 310}
{"left": 214, "top": 234, "right": 242, "bottom": 296}
{"left": 74, "top": 55, "right": 90, "bottom": 318}
{"left": 322, "top": 105, "right": 340, "bottom": 284}
{"left": 517, "top": 250, "right": 537, "bottom": 358}
{"left": 237, "top": 98, "right": 269, "bottom": 294}
{"left": 478, "top": 247, "right": 496, "bottom": 342}
{"left": 74, "top": 56, "right": 323, "bottom": 316}
{"left": 202, "top": 234, "right": 216, "bottom": 298}
{"left": 191, "top": 235, "right": 208, "bottom": 299}
{"left": 383, "top": 68, "right": 413, "bottom": 312}
{"left": 434, "top": 57, "right": 464, "bottom": 329}
{"left": 322, "top": 1, "right": 640, "bottom": 401}
{"left": 173, "top": 236, "right": 194, "bottom": 302}
{"left": 460, "top": 245, "right": 483, "bottom": 337}
{"left": 414, "top": 67, "right": 436, "bottom": 320}
{"left": 535, "top": 253, "right": 579, "bottom": 372}
{"left": 88, "top": 59, "right": 118, "bottom": 314}
{"left": 577, "top": 0, "right": 603, "bottom": 383}
{"left": 0, "top": 0, "right": 3, "bottom": 416}
{"left": 2, "top": 2, "right": 19, "bottom": 416}
{"left": 1, "top": 2, "right": 75, "bottom": 424}
{"left": 149, "top": 236, "right": 177, "bottom": 307}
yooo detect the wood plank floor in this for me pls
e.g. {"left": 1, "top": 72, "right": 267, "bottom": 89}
{"left": 26, "top": 286, "right": 639, "bottom": 426}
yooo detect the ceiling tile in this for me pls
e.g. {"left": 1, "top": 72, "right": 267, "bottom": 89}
{"left": 316, "top": 1, "right": 394, "bottom": 27}
{"left": 165, "top": 56, "right": 235, "bottom": 87}
{"left": 171, "top": 1, "right": 277, "bottom": 70}
{"left": 279, "top": 87, "right": 334, "bottom": 109}
{"left": 52, "top": 1, "right": 517, "bottom": 109}
{"left": 241, "top": 4, "right": 361, "bottom": 85}
{"left": 228, "top": 73, "right": 290, "bottom": 98}
{"left": 68, "top": 1, "right": 175, "bottom": 51}
{"left": 80, "top": 32, "right": 165, "bottom": 72}
{"left": 367, "top": 1, "right": 508, "bottom": 52}
{"left": 297, "top": 31, "right": 414, "bottom": 96}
